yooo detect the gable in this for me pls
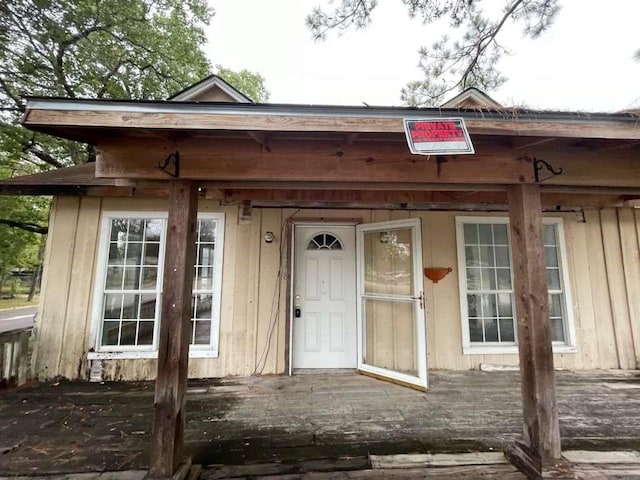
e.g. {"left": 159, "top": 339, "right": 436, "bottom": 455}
{"left": 440, "top": 87, "right": 502, "bottom": 109}
{"left": 169, "top": 74, "right": 252, "bottom": 103}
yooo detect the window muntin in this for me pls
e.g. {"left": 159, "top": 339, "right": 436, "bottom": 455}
{"left": 456, "top": 217, "right": 574, "bottom": 353}
{"left": 462, "top": 222, "right": 516, "bottom": 344}
{"left": 95, "top": 212, "right": 224, "bottom": 356}
{"left": 306, "top": 233, "right": 343, "bottom": 250}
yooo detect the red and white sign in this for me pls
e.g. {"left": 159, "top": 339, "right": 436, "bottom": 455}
{"left": 403, "top": 118, "right": 474, "bottom": 155}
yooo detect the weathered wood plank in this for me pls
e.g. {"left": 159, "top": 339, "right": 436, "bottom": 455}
{"left": 600, "top": 208, "right": 637, "bottom": 369}
{"left": 618, "top": 208, "right": 640, "bottom": 368}
{"left": 25, "top": 107, "right": 640, "bottom": 140}
{"left": 149, "top": 180, "right": 198, "bottom": 478}
{"left": 508, "top": 184, "right": 561, "bottom": 467}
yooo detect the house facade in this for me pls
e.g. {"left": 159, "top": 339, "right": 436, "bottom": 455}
{"left": 1, "top": 78, "right": 638, "bottom": 391}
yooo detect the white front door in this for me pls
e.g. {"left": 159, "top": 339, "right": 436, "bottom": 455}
{"left": 293, "top": 226, "right": 357, "bottom": 369}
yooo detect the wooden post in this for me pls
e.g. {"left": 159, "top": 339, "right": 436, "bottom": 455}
{"left": 506, "top": 184, "right": 563, "bottom": 477}
{"left": 148, "top": 180, "right": 198, "bottom": 478}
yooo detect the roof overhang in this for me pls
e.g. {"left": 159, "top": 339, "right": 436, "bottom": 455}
{"left": 22, "top": 97, "right": 640, "bottom": 144}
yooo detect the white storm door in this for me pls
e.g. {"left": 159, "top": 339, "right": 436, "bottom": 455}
{"left": 356, "top": 218, "right": 428, "bottom": 389}
{"left": 293, "top": 226, "right": 357, "bottom": 369}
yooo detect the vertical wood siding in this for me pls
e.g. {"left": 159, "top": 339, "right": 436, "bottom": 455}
{"left": 35, "top": 201, "right": 640, "bottom": 381}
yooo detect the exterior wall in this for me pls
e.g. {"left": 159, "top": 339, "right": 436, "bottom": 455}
{"left": 34, "top": 200, "right": 640, "bottom": 381}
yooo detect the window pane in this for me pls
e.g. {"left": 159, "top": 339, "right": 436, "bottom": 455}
{"left": 121, "top": 294, "right": 138, "bottom": 319}
{"left": 195, "top": 294, "right": 213, "bottom": 319}
{"left": 467, "top": 294, "right": 481, "bottom": 317}
{"left": 125, "top": 243, "right": 142, "bottom": 265}
{"left": 465, "top": 246, "right": 480, "bottom": 266}
{"left": 141, "top": 267, "right": 158, "bottom": 290}
{"left": 547, "top": 269, "right": 561, "bottom": 290}
{"left": 108, "top": 243, "right": 125, "bottom": 265}
{"left": 138, "top": 321, "right": 155, "bottom": 345}
{"left": 123, "top": 266, "right": 141, "bottom": 290}
{"left": 139, "top": 294, "right": 156, "bottom": 319}
{"left": 105, "top": 267, "right": 124, "bottom": 289}
{"left": 484, "top": 318, "right": 498, "bottom": 342}
{"left": 466, "top": 268, "right": 481, "bottom": 290}
{"left": 469, "top": 318, "right": 483, "bottom": 342}
{"left": 478, "top": 224, "right": 493, "bottom": 244}
{"left": 499, "top": 318, "right": 515, "bottom": 342}
{"left": 128, "top": 219, "right": 144, "bottom": 241}
{"left": 199, "top": 244, "right": 215, "bottom": 266}
{"left": 496, "top": 268, "right": 512, "bottom": 289}
{"left": 543, "top": 224, "right": 557, "bottom": 246}
{"left": 194, "top": 321, "right": 211, "bottom": 345}
{"left": 481, "top": 268, "right": 496, "bottom": 290}
{"left": 144, "top": 219, "right": 163, "bottom": 241}
{"left": 143, "top": 243, "right": 160, "bottom": 265}
{"left": 497, "top": 293, "right": 513, "bottom": 317}
{"left": 199, "top": 219, "right": 216, "bottom": 243}
{"left": 493, "top": 224, "right": 508, "bottom": 245}
{"left": 103, "top": 294, "right": 122, "bottom": 319}
{"left": 463, "top": 224, "right": 478, "bottom": 244}
{"left": 481, "top": 294, "right": 497, "bottom": 318}
{"left": 120, "top": 321, "right": 137, "bottom": 346}
{"left": 494, "top": 246, "right": 510, "bottom": 267}
{"left": 551, "top": 318, "right": 565, "bottom": 342}
{"left": 549, "top": 294, "right": 563, "bottom": 318}
{"left": 110, "top": 219, "right": 127, "bottom": 241}
{"left": 102, "top": 321, "right": 120, "bottom": 345}
{"left": 545, "top": 246, "right": 559, "bottom": 268}
{"left": 479, "top": 246, "right": 494, "bottom": 266}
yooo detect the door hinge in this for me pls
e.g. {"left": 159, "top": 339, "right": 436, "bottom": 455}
{"left": 412, "top": 291, "right": 425, "bottom": 310}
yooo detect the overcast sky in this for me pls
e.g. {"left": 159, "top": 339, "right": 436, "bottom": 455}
{"left": 206, "top": 0, "right": 640, "bottom": 112}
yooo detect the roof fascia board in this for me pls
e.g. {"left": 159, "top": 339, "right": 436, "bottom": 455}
{"left": 23, "top": 97, "right": 640, "bottom": 125}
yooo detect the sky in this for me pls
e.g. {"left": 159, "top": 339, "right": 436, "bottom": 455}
{"left": 205, "top": 0, "right": 640, "bottom": 112}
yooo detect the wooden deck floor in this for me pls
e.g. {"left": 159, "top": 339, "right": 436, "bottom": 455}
{"left": 1, "top": 370, "right": 639, "bottom": 476}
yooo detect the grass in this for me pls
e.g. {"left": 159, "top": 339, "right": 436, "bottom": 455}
{"left": 0, "top": 294, "right": 39, "bottom": 311}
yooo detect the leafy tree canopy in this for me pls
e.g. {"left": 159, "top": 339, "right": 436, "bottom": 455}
{"left": 217, "top": 66, "right": 270, "bottom": 102}
{"left": 307, "top": 0, "right": 562, "bottom": 106}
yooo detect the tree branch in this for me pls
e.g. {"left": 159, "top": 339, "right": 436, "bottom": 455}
{"left": 0, "top": 219, "right": 48, "bottom": 235}
{"left": 22, "top": 142, "right": 66, "bottom": 169}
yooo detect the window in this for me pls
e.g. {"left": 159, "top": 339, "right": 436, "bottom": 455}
{"left": 455, "top": 216, "right": 575, "bottom": 354}
{"left": 306, "top": 232, "right": 343, "bottom": 250}
{"left": 91, "top": 212, "right": 224, "bottom": 358}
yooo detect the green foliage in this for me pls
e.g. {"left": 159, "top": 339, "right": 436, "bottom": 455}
{"left": 0, "top": 0, "right": 213, "bottom": 282}
{"left": 307, "top": 0, "right": 561, "bottom": 106}
{"left": 217, "top": 66, "right": 270, "bottom": 102}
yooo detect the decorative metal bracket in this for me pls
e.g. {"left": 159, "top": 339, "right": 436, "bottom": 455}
{"left": 533, "top": 157, "right": 563, "bottom": 183}
{"left": 157, "top": 151, "right": 180, "bottom": 178}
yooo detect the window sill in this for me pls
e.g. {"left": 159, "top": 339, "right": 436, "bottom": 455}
{"left": 88, "top": 350, "right": 219, "bottom": 360}
{"left": 463, "top": 345, "right": 577, "bottom": 355}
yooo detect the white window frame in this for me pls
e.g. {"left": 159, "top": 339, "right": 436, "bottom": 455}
{"left": 455, "top": 216, "right": 576, "bottom": 355}
{"left": 88, "top": 211, "right": 225, "bottom": 360}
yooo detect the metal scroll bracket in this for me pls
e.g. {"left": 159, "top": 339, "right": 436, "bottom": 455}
{"left": 157, "top": 151, "right": 180, "bottom": 178}
{"left": 533, "top": 157, "right": 563, "bottom": 183}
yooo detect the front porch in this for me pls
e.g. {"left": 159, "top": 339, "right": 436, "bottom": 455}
{"left": 1, "top": 370, "right": 639, "bottom": 476}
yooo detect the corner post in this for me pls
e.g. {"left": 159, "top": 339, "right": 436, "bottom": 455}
{"left": 149, "top": 180, "right": 198, "bottom": 478}
{"left": 506, "top": 184, "right": 562, "bottom": 476}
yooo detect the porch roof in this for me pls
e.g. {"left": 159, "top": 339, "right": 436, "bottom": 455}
{"left": 22, "top": 96, "right": 640, "bottom": 144}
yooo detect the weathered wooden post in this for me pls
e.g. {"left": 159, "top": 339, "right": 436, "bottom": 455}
{"left": 148, "top": 179, "right": 198, "bottom": 479}
{"left": 506, "top": 183, "right": 563, "bottom": 478}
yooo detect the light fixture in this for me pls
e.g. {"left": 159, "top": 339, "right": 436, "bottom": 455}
{"left": 264, "top": 231, "right": 275, "bottom": 243}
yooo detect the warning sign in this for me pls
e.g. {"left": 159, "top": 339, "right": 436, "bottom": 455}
{"left": 404, "top": 118, "right": 474, "bottom": 155}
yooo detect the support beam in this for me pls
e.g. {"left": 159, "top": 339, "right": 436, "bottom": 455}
{"left": 506, "top": 184, "right": 562, "bottom": 477}
{"left": 149, "top": 180, "right": 198, "bottom": 478}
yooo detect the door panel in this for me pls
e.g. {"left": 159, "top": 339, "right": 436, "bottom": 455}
{"left": 293, "top": 226, "right": 357, "bottom": 369}
{"left": 357, "top": 218, "right": 428, "bottom": 389}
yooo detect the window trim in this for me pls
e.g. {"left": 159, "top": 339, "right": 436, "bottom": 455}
{"left": 89, "top": 210, "right": 224, "bottom": 359}
{"left": 455, "top": 216, "right": 577, "bottom": 355}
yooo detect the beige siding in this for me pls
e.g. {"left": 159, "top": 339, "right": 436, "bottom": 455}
{"left": 36, "top": 201, "right": 640, "bottom": 381}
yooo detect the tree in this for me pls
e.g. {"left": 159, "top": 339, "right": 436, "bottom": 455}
{"left": 217, "top": 66, "right": 270, "bottom": 102}
{"left": 0, "top": 0, "right": 261, "bottom": 289}
{"left": 307, "top": 0, "right": 561, "bottom": 106}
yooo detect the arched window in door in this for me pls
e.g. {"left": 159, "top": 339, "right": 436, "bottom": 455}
{"left": 306, "top": 233, "right": 343, "bottom": 250}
